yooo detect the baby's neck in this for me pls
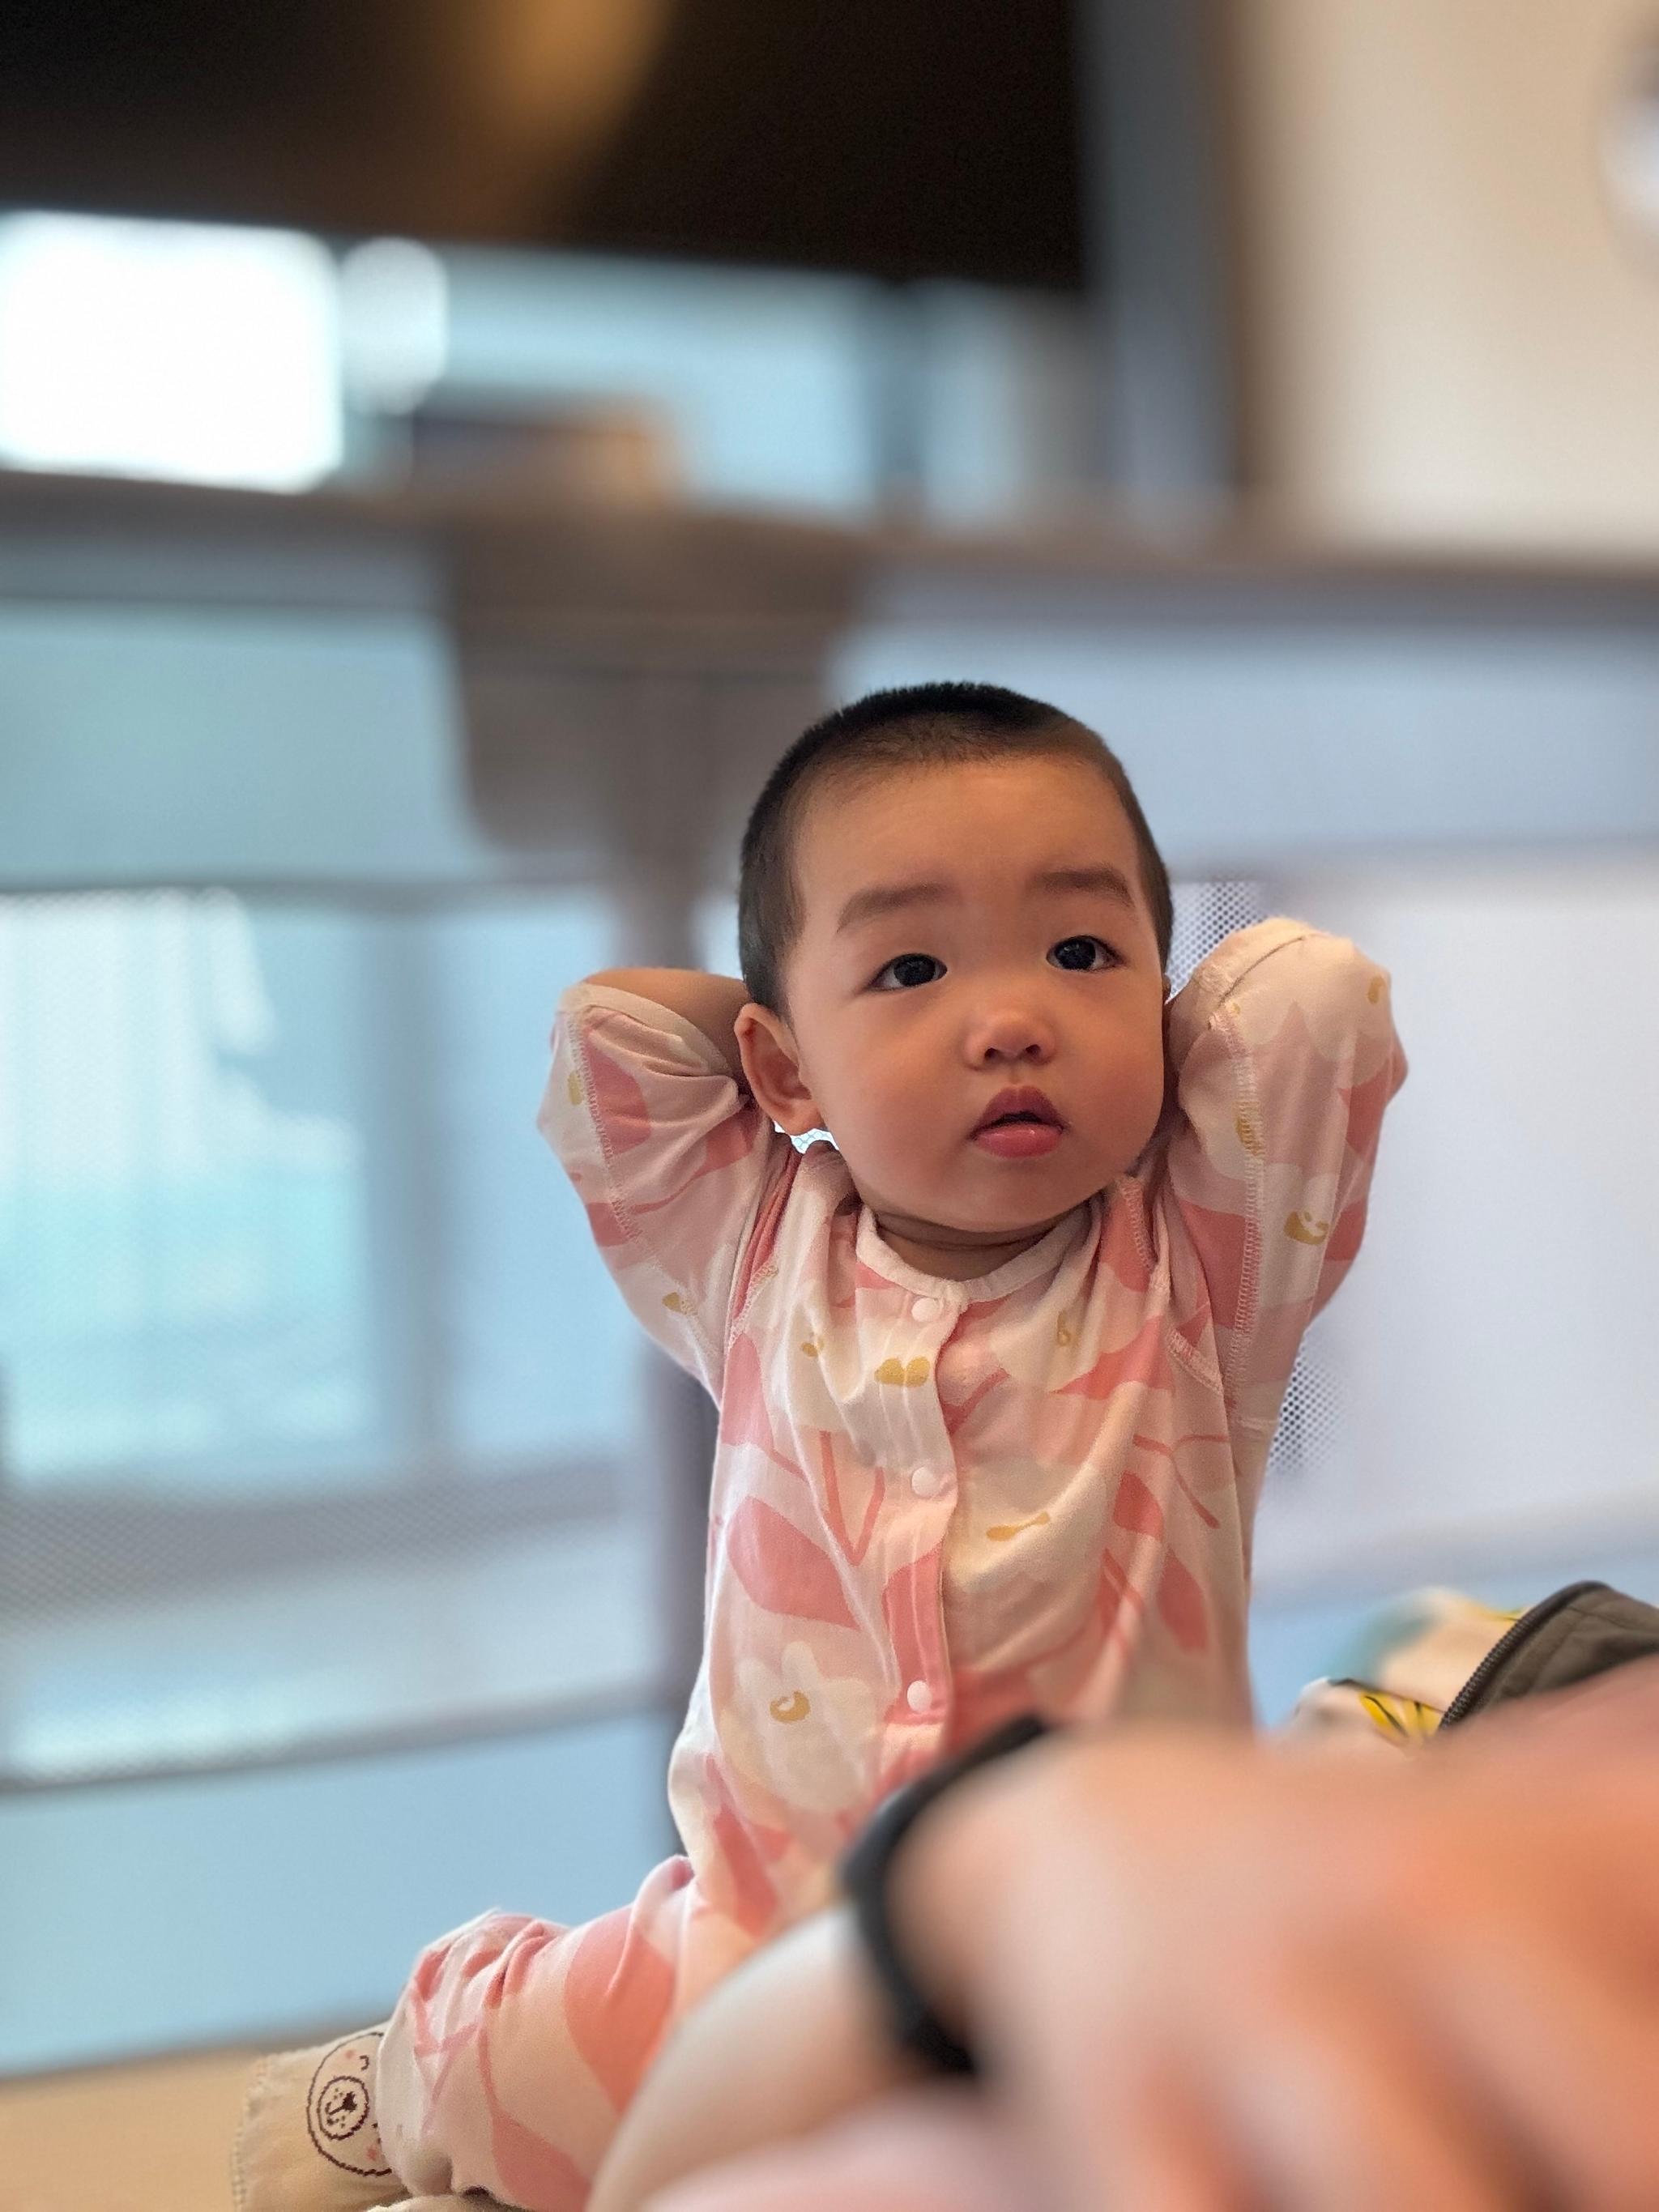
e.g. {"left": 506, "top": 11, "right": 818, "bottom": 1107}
{"left": 876, "top": 1216, "right": 1074, "bottom": 1283}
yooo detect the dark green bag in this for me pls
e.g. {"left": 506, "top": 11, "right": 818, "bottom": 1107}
{"left": 1440, "top": 1579, "right": 1659, "bottom": 1728}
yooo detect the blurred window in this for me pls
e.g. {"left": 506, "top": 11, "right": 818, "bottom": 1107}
{"left": 0, "top": 884, "right": 658, "bottom": 1787}
{"left": 2, "top": 893, "right": 371, "bottom": 1488}
{"left": 0, "top": 208, "right": 1092, "bottom": 519}
{"left": 0, "top": 890, "right": 635, "bottom": 1490}
{"left": 0, "top": 213, "right": 342, "bottom": 488}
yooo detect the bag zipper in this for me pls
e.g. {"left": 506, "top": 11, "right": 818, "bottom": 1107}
{"left": 1439, "top": 1579, "right": 1606, "bottom": 1728}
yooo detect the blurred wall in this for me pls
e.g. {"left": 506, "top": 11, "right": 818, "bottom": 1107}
{"left": 1230, "top": 0, "right": 1659, "bottom": 545}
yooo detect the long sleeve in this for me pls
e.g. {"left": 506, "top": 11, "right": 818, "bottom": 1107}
{"left": 371, "top": 985, "right": 801, "bottom": 2209}
{"left": 538, "top": 982, "right": 800, "bottom": 1401}
{"left": 1152, "top": 917, "right": 1408, "bottom": 1476}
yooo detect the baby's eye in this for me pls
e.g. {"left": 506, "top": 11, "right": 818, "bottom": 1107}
{"left": 870, "top": 953, "right": 943, "bottom": 991}
{"left": 869, "top": 937, "right": 1120, "bottom": 991}
{"left": 1052, "top": 936, "right": 1120, "bottom": 972}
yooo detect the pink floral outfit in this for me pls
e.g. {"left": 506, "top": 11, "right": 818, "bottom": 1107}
{"left": 370, "top": 918, "right": 1407, "bottom": 2208}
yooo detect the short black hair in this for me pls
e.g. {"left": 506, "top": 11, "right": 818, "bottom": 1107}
{"left": 737, "top": 680, "right": 1173, "bottom": 1021}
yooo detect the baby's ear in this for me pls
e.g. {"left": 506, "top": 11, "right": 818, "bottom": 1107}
{"left": 735, "top": 1004, "right": 822, "bottom": 1137}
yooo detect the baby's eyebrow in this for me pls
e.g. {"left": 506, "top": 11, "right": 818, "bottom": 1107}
{"left": 834, "top": 863, "right": 1137, "bottom": 937}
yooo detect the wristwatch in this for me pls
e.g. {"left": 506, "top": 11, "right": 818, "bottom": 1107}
{"left": 839, "top": 1711, "right": 1051, "bottom": 2076}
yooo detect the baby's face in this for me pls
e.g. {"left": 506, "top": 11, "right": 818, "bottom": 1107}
{"left": 737, "top": 757, "right": 1170, "bottom": 1266}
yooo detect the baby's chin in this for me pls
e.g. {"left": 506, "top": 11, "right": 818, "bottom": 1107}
{"left": 843, "top": 1127, "right": 1142, "bottom": 1227}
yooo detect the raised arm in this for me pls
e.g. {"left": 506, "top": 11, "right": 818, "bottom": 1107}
{"left": 1155, "top": 918, "right": 1407, "bottom": 1460}
{"left": 544, "top": 975, "right": 795, "bottom": 1400}
{"left": 586, "top": 970, "right": 753, "bottom": 1086}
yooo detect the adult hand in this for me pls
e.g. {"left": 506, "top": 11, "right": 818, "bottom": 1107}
{"left": 633, "top": 1660, "right": 1659, "bottom": 2211}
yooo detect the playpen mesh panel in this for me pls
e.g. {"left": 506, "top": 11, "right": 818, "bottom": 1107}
{"left": 1169, "top": 880, "right": 1341, "bottom": 1494}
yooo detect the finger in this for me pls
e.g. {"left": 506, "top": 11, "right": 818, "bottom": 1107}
{"left": 1408, "top": 1927, "right": 1659, "bottom": 2208}
{"left": 1209, "top": 1963, "right": 1527, "bottom": 2212}
{"left": 643, "top": 2085, "right": 1051, "bottom": 2212}
{"left": 1092, "top": 2059, "right": 1261, "bottom": 2212}
{"left": 995, "top": 2011, "right": 1265, "bottom": 2212}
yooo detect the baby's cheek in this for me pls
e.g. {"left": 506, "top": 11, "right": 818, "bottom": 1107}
{"left": 1141, "top": 1048, "right": 1176, "bottom": 1132}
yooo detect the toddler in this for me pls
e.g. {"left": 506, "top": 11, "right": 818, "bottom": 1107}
{"left": 236, "top": 680, "right": 1405, "bottom": 2211}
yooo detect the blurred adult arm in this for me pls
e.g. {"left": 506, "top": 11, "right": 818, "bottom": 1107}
{"left": 594, "top": 1663, "right": 1659, "bottom": 2212}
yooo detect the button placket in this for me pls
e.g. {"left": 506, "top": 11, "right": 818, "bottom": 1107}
{"left": 898, "top": 1291, "right": 953, "bottom": 1506}
{"left": 889, "top": 1287, "right": 955, "bottom": 1735}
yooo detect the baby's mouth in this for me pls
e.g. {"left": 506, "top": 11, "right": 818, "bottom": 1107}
{"left": 970, "top": 1088, "right": 1065, "bottom": 1137}
{"left": 969, "top": 1103, "right": 1068, "bottom": 1157}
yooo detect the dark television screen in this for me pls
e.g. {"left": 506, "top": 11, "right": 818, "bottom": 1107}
{"left": 0, "top": 1, "right": 1085, "bottom": 288}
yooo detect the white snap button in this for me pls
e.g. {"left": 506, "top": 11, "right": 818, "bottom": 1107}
{"left": 905, "top": 1679, "right": 932, "bottom": 1713}
{"left": 911, "top": 1466, "right": 945, "bottom": 1498}
{"left": 911, "top": 1295, "right": 941, "bottom": 1321}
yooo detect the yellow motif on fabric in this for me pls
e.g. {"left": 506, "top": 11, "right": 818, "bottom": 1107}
{"left": 1235, "top": 1110, "right": 1265, "bottom": 1157}
{"left": 662, "top": 1291, "right": 696, "bottom": 1315}
{"left": 987, "top": 1511, "right": 1051, "bottom": 1541}
{"left": 875, "top": 1357, "right": 932, "bottom": 1387}
{"left": 1358, "top": 1691, "right": 1442, "bottom": 1743}
{"left": 567, "top": 1070, "right": 582, "bottom": 1104}
{"left": 769, "top": 1692, "right": 810, "bottom": 1724}
{"left": 1367, "top": 975, "right": 1385, "bottom": 1004}
{"left": 800, "top": 1338, "right": 821, "bottom": 1357}
{"left": 1285, "top": 1210, "right": 1331, "bottom": 1245}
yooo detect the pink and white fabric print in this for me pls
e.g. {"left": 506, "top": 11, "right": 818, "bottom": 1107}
{"left": 373, "top": 917, "right": 1408, "bottom": 2208}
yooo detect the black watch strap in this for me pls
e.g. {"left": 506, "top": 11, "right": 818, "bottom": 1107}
{"left": 840, "top": 1712, "right": 1051, "bottom": 2076}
